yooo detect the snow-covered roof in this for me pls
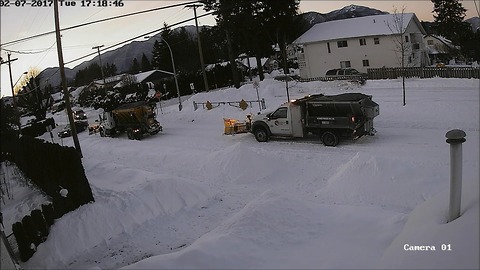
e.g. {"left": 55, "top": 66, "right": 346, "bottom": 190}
{"left": 294, "top": 13, "right": 423, "bottom": 44}
{"left": 93, "top": 74, "right": 124, "bottom": 85}
{"left": 424, "top": 34, "right": 460, "bottom": 55}
{"left": 135, "top": 70, "right": 158, "bottom": 83}
{"left": 425, "top": 34, "right": 452, "bottom": 44}
{"left": 113, "top": 70, "right": 174, "bottom": 88}
{"left": 240, "top": 57, "right": 269, "bottom": 68}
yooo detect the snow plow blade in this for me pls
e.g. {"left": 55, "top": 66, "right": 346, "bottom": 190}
{"left": 223, "top": 118, "right": 250, "bottom": 135}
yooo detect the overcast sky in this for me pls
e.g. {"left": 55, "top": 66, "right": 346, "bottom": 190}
{"left": 1, "top": 0, "right": 479, "bottom": 97}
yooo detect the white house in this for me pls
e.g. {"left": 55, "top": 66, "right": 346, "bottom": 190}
{"left": 424, "top": 34, "right": 460, "bottom": 65}
{"left": 292, "top": 13, "right": 429, "bottom": 79}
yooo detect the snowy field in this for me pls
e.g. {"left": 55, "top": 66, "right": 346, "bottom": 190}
{"left": 2, "top": 76, "right": 479, "bottom": 269}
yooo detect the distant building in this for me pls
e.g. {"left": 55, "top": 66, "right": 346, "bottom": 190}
{"left": 239, "top": 57, "right": 279, "bottom": 74}
{"left": 424, "top": 34, "right": 460, "bottom": 65}
{"left": 86, "top": 74, "right": 125, "bottom": 92}
{"left": 292, "top": 13, "right": 429, "bottom": 79}
{"left": 113, "top": 70, "right": 173, "bottom": 89}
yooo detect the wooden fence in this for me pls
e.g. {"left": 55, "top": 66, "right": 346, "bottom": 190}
{"left": 368, "top": 67, "right": 480, "bottom": 80}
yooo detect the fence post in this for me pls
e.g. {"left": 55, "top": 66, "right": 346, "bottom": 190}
{"left": 445, "top": 129, "right": 466, "bottom": 223}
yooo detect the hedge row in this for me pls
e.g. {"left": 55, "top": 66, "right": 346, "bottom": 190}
{"left": 12, "top": 203, "right": 55, "bottom": 262}
{"left": 21, "top": 118, "right": 55, "bottom": 138}
{"left": 2, "top": 134, "right": 94, "bottom": 212}
{"left": 1, "top": 133, "right": 95, "bottom": 262}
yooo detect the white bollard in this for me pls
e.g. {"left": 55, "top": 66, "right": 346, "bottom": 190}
{"left": 445, "top": 129, "right": 466, "bottom": 223}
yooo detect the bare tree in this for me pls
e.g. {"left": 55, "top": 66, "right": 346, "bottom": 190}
{"left": 387, "top": 7, "right": 416, "bottom": 106}
{"left": 14, "top": 67, "right": 40, "bottom": 94}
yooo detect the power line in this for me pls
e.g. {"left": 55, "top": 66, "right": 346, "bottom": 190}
{"left": 0, "top": 0, "right": 200, "bottom": 47}
{"left": 1, "top": 42, "right": 56, "bottom": 55}
{"left": 15, "top": 10, "right": 214, "bottom": 92}
{"left": 3, "top": 10, "right": 214, "bottom": 96}
{"left": 64, "top": 11, "right": 214, "bottom": 65}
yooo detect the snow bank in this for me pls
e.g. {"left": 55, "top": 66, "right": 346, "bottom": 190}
{"left": 123, "top": 190, "right": 405, "bottom": 269}
{"left": 376, "top": 174, "right": 479, "bottom": 269}
{"left": 23, "top": 172, "right": 212, "bottom": 268}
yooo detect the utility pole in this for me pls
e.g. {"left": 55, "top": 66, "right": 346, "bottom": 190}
{"left": 92, "top": 45, "right": 106, "bottom": 89}
{"left": 54, "top": 0, "right": 82, "bottom": 157}
{"left": 4, "top": 54, "right": 19, "bottom": 107}
{"left": 1, "top": 54, "right": 21, "bottom": 135}
{"left": 186, "top": 4, "right": 209, "bottom": 92}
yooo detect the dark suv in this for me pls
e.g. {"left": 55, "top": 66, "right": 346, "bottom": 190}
{"left": 58, "top": 121, "right": 88, "bottom": 138}
{"left": 73, "top": 109, "right": 87, "bottom": 120}
{"left": 325, "top": 68, "right": 367, "bottom": 84}
{"left": 326, "top": 68, "right": 360, "bottom": 76}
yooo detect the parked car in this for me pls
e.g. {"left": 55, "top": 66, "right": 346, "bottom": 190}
{"left": 326, "top": 68, "right": 362, "bottom": 76}
{"left": 51, "top": 101, "right": 65, "bottom": 114}
{"left": 58, "top": 121, "right": 88, "bottom": 138}
{"left": 325, "top": 68, "right": 368, "bottom": 84}
{"left": 73, "top": 109, "right": 87, "bottom": 120}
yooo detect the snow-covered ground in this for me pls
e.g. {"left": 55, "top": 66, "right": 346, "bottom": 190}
{"left": 1, "top": 76, "right": 479, "bottom": 269}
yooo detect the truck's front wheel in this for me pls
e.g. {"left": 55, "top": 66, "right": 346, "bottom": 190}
{"left": 127, "top": 129, "right": 134, "bottom": 140}
{"left": 134, "top": 131, "right": 143, "bottom": 140}
{"left": 322, "top": 131, "right": 338, "bottom": 147}
{"left": 254, "top": 127, "right": 269, "bottom": 142}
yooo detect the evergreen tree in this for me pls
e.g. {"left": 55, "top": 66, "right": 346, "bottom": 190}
{"left": 104, "top": 63, "right": 117, "bottom": 77}
{"left": 74, "top": 62, "right": 117, "bottom": 86}
{"left": 0, "top": 99, "right": 20, "bottom": 134}
{"left": 141, "top": 53, "right": 152, "bottom": 71}
{"left": 16, "top": 75, "right": 52, "bottom": 120}
{"left": 130, "top": 58, "right": 140, "bottom": 73}
{"left": 201, "top": 0, "right": 299, "bottom": 81}
{"left": 151, "top": 40, "right": 163, "bottom": 70}
{"left": 431, "top": 0, "right": 470, "bottom": 45}
{"left": 152, "top": 24, "right": 174, "bottom": 71}
{"left": 261, "top": 0, "right": 301, "bottom": 74}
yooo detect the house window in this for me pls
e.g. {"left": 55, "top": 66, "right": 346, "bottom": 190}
{"left": 340, "top": 61, "right": 351, "bottom": 68}
{"left": 413, "top": 43, "right": 420, "bottom": 50}
{"left": 337, "top": 40, "right": 348, "bottom": 48}
{"left": 374, "top": 37, "right": 380, "bottom": 44}
{"left": 359, "top": 38, "right": 366, "bottom": 46}
{"left": 327, "top": 42, "right": 331, "bottom": 53}
{"left": 405, "top": 35, "right": 409, "bottom": 42}
{"left": 427, "top": 40, "right": 433, "bottom": 45}
{"left": 362, "top": 59, "right": 370, "bottom": 67}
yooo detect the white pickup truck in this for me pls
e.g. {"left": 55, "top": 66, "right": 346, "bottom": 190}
{"left": 250, "top": 93, "right": 379, "bottom": 146}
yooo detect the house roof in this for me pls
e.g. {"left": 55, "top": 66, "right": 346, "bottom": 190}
{"left": 424, "top": 34, "right": 460, "bottom": 55}
{"left": 240, "top": 57, "right": 269, "bottom": 68}
{"left": 113, "top": 70, "right": 174, "bottom": 88}
{"left": 293, "top": 13, "right": 425, "bottom": 44}
{"left": 93, "top": 74, "right": 124, "bottom": 85}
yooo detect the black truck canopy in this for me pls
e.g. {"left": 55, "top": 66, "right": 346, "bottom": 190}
{"left": 292, "top": 93, "right": 373, "bottom": 104}
{"left": 293, "top": 93, "right": 379, "bottom": 119}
